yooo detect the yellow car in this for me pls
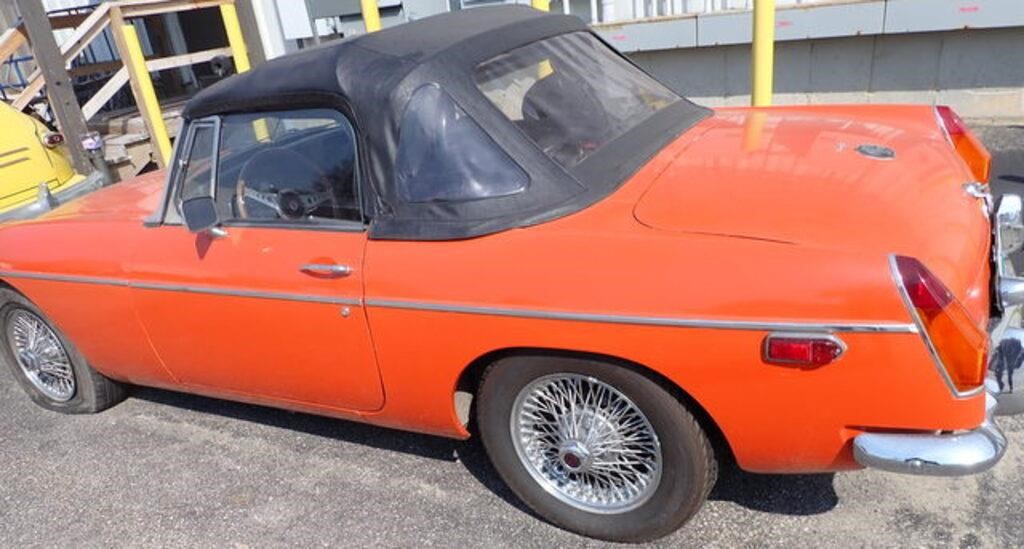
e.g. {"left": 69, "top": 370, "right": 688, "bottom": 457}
{"left": 0, "top": 101, "right": 103, "bottom": 222}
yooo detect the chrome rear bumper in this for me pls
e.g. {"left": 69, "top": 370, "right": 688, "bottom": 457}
{"left": 851, "top": 320, "right": 1020, "bottom": 477}
{"left": 852, "top": 192, "right": 1023, "bottom": 476}
{"left": 852, "top": 393, "right": 1008, "bottom": 476}
{"left": 990, "top": 193, "right": 1024, "bottom": 415}
{"left": 0, "top": 170, "right": 105, "bottom": 224}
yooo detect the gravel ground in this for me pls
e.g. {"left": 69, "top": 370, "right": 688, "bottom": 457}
{"left": 0, "top": 125, "right": 1022, "bottom": 548}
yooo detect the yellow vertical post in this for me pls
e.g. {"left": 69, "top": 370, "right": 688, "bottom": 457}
{"left": 220, "top": 1, "right": 267, "bottom": 141}
{"left": 220, "top": 1, "right": 251, "bottom": 73}
{"left": 112, "top": 11, "right": 172, "bottom": 167}
{"left": 751, "top": 0, "right": 775, "bottom": 107}
{"left": 532, "top": 0, "right": 552, "bottom": 79}
{"left": 361, "top": 0, "right": 382, "bottom": 33}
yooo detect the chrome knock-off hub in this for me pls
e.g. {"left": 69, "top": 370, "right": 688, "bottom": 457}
{"left": 511, "top": 373, "right": 662, "bottom": 514}
{"left": 5, "top": 309, "right": 76, "bottom": 402}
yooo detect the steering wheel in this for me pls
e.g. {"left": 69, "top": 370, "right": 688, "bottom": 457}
{"left": 234, "top": 149, "right": 334, "bottom": 220}
{"left": 235, "top": 181, "right": 333, "bottom": 220}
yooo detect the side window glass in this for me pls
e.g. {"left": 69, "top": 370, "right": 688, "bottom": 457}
{"left": 178, "top": 123, "right": 216, "bottom": 201}
{"left": 216, "top": 109, "right": 361, "bottom": 224}
{"left": 395, "top": 84, "right": 528, "bottom": 203}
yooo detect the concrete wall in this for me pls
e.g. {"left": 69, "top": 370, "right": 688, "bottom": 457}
{"left": 630, "top": 26, "right": 1024, "bottom": 119}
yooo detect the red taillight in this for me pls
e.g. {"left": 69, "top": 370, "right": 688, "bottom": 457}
{"left": 936, "top": 105, "right": 966, "bottom": 137}
{"left": 896, "top": 256, "right": 953, "bottom": 315}
{"left": 935, "top": 105, "right": 991, "bottom": 182}
{"left": 894, "top": 256, "right": 988, "bottom": 392}
{"left": 763, "top": 335, "right": 845, "bottom": 367}
{"left": 42, "top": 132, "right": 64, "bottom": 148}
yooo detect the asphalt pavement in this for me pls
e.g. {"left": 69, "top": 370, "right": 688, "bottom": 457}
{"left": 1, "top": 124, "right": 1023, "bottom": 548}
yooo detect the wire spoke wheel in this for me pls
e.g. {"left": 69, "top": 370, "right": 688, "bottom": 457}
{"left": 511, "top": 373, "right": 662, "bottom": 514}
{"left": 5, "top": 309, "right": 76, "bottom": 402}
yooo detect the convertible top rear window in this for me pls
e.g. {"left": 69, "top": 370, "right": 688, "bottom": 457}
{"left": 475, "top": 32, "right": 679, "bottom": 169}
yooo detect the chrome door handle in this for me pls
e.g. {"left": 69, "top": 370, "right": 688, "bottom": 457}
{"left": 300, "top": 263, "right": 352, "bottom": 277}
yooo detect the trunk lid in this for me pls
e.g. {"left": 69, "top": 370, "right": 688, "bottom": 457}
{"left": 634, "top": 105, "right": 992, "bottom": 318}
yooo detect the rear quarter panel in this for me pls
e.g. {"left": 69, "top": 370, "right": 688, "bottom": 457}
{"left": 362, "top": 142, "right": 985, "bottom": 473}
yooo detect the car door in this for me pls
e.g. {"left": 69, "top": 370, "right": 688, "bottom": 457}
{"left": 129, "top": 108, "right": 384, "bottom": 412}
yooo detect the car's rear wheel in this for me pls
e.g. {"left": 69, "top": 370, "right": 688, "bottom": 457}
{"left": 477, "top": 355, "right": 716, "bottom": 542}
{"left": 0, "top": 288, "right": 126, "bottom": 413}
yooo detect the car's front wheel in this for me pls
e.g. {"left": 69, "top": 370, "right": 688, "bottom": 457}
{"left": 477, "top": 355, "right": 716, "bottom": 542}
{"left": 0, "top": 288, "right": 126, "bottom": 413}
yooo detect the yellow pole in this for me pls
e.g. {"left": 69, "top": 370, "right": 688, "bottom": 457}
{"left": 120, "top": 23, "right": 172, "bottom": 165}
{"left": 361, "top": 0, "right": 382, "bottom": 33}
{"left": 532, "top": 0, "right": 551, "bottom": 79}
{"left": 220, "top": 1, "right": 267, "bottom": 141}
{"left": 220, "top": 2, "right": 251, "bottom": 73}
{"left": 751, "top": 0, "right": 775, "bottom": 107}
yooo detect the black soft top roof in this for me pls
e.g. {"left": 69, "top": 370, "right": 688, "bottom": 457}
{"left": 183, "top": 6, "right": 581, "bottom": 121}
{"left": 182, "top": 6, "right": 709, "bottom": 240}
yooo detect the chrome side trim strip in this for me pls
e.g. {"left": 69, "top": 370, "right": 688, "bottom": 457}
{"left": 0, "top": 271, "right": 361, "bottom": 306}
{"left": 0, "top": 271, "right": 919, "bottom": 333}
{"left": 131, "top": 282, "right": 361, "bottom": 306}
{"left": 365, "top": 299, "right": 918, "bottom": 334}
{"left": 0, "top": 271, "right": 130, "bottom": 287}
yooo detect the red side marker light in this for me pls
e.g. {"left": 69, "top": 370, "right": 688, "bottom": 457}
{"left": 763, "top": 335, "right": 845, "bottom": 367}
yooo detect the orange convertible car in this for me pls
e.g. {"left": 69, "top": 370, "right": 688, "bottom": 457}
{"left": 0, "top": 6, "right": 1020, "bottom": 542}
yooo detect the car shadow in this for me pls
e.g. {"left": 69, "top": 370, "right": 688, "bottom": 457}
{"left": 131, "top": 386, "right": 462, "bottom": 462}
{"left": 130, "top": 387, "right": 838, "bottom": 518}
{"left": 709, "top": 461, "right": 838, "bottom": 515}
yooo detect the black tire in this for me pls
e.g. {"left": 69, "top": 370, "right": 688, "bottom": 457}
{"left": 0, "top": 287, "right": 126, "bottom": 413}
{"left": 477, "top": 355, "right": 716, "bottom": 543}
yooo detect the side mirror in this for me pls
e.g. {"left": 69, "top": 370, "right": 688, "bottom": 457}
{"left": 181, "top": 196, "right": 220, "bottom": 233}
